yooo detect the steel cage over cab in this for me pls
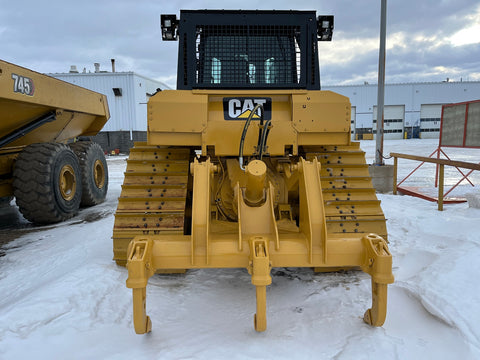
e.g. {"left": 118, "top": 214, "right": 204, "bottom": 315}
{"left": 176, "top": 10, "right": 322, "bottom": 90}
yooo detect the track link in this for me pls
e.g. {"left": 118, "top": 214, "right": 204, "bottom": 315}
{"left": 113, "top": 144, "right": 191, "bottom": 265}
{"left": 306, "top": 142, "right": 387, "bottom": 240}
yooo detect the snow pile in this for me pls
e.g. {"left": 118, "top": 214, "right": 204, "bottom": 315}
{"left": 0, "top": 140, "right": 479, "bottom": 359}
{"left": 466, "top": 193, "right": 480, "bottom": 208}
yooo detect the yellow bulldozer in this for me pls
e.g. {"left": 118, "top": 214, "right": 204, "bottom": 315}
{"left": 0, "top": 60, "right": 109, "bottom": 223}
{"left": 113, "top": 10, "right": 393, "bottom": 334}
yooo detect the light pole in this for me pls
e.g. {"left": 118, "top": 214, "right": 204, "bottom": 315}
{"left": 375, "top": 0, "right": 387, "bottom": 165}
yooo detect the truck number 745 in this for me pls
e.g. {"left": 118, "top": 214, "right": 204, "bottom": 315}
{"left": 11, "top": 73, "right": 35, "bottom": 96}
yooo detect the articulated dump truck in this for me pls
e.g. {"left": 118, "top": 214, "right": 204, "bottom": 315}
{"left": 0, "top": 60, "right": 109, "bottom": 224}
{"left": 113, "top": 10, "right": 394, "bottom": 334}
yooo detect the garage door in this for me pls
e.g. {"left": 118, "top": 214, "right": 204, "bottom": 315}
{"left": 420, "top": 104, "right": 442, "bottom": 139}
{"left": 351, "top": 106, "right": 356, "bottom": 139}
{"left": 373, "top": 105, "right": 405, "bottom": 139}
{"left": 420, "top": 104, "right": 442, "bottom": 119}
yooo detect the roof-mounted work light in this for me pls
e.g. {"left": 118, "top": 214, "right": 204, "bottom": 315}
{"left": 317, "top": 15, "right": 334, "bottom": 41}
{"left": 161, "top": 14, "right": 179, "bottom": 41}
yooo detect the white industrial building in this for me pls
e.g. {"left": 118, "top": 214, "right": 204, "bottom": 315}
{"left": 324, "top": 81, "right": 480, "bottom": 140}
{"left": 51, "top": 62, "right": 480, "bottom": 148}
{"left": 50, "top": 62, "right": 169, "bottom": 152}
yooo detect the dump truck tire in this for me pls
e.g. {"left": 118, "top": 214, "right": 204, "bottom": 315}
{"left": 13, "top": 143, "right": 82, "bottom": 224}
{"left": 0, "top": 196, "right": 13, "bottom": 208}
{"left": 69, "top": 141, "right": 108, "bottom": 206}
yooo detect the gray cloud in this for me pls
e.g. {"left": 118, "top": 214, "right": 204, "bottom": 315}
{"left": 1, "top": 0, "right": 479, "bottom": 88}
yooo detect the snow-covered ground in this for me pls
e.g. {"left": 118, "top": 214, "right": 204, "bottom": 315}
{"left": 0, "top": 139, "right": 479, "bottom": 360}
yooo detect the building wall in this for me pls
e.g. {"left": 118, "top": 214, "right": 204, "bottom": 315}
{"left": 51, "top": 72, "right": 135, "bottom": 131}
{"left": 92, "top": 131, "right": 147, "bottom": 153}
{"left": 50, "top": 73, "right": 480, "bottom": 149}
{"left": 50, "top": 71, "right": 168, "bottom": 152}
{"left": 324, "top": 81, "right": 480, "bottom": 139}
{"left": 132, "top": 73, "right": 166, "bottom": 131}
{"left": 350, "top": 106, "right": 356, "bottom": 139}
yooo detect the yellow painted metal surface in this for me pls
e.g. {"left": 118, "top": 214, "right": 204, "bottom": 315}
{"left": 0, "top": 60, "right": 109, "bottom": 145}
{"left": 0, "top": 59, "right": 110, "bottom": 197}
{"left": 115, "top": 88, "right": 393, "bottom": 334}
{"left": 147, "top": 90, "right": 351, "bottom": 155}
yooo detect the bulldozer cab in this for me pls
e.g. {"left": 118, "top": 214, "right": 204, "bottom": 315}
{"left": 161, "top": 10, "right": 333, "bottom": 90}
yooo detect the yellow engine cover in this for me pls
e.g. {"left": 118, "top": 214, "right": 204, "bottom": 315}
{"left": 147, "top": 89, "right": 351, "bottom": 156}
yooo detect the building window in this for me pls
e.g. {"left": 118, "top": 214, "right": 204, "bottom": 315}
{"left": 374, "top": 119, "right": 403, "bottom": 124}
{"left": 420, "top": 117, "right": 441, "bottom": 123}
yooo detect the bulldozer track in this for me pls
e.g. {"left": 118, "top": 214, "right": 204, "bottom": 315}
{"left": 306, "top": 142, "right": 387, "bottom": 240}
{"left": 113, "top": 143, "right": 191, "bottom": 265}
{"left": 114, "top": 142, "right": 386, "bottom": 265}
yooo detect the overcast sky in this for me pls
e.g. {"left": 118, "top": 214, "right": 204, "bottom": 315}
{"left": 1, "top": 0, "right": 479, "bottom": 88}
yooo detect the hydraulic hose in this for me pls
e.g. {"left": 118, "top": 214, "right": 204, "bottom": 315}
{"left": 256, "top": 107, "right": 265, "bottom": 153}
{"left": 239, "top": 103, "right": 264, "bottom": 170}
{"left": 258, "top": 119, "right": 272, "bottom": 160}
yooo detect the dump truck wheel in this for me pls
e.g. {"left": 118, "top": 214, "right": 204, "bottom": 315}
{"left": 69, "top": 141, "right": 108, "bottom": 206}
{"left": 13, "top": 143, "right": 82, "bottom": 224}
{"left": 0, "top": 196, "right": 13, "bottom": 208}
